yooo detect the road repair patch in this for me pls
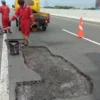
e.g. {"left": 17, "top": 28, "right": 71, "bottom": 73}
{"left": 16, "top": 46, "right": 92, "bottom": 100}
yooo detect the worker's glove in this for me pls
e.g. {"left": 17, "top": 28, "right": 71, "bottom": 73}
{"left": 9, "top": 18, "right": 13, "bottom": 22}
{"left": 9, "top": 20, "right": 12, "bottom": 23}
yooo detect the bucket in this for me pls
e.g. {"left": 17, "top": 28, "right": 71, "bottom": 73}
{"left": 31, "top": 23, "right": 38, "bottom": 32}
{"left": 8, "top": 40, "right": 20, "bottom": 55}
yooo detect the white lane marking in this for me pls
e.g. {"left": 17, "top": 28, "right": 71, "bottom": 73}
{"left": 0, "top": 33, "right": 9, "bottom": 100}
{"left": 62, "top": 29, "right": 100, "bottom": 46}
{"left": 63, "top": 29, "right": 77, "bottom": 36}
{"left": 83, "top": 37, "right": 100, "bottom": 46}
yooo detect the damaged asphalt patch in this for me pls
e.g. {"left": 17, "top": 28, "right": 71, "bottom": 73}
{"left": 16, "top": 46, "right": 92, "bottom": 100}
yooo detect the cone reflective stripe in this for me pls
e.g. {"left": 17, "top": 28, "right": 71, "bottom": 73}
{"left": 79, "top": 25, "right": 83, "bottom": 30}
{"left": 77, "top": 17, "right": 84, "bottom": 38}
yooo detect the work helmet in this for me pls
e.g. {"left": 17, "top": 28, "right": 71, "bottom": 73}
{"left": 1, "top": 0, "right": 6, "bottom": 5}
{"left": 18, "top": 0, "right": 24, "bottom": 6}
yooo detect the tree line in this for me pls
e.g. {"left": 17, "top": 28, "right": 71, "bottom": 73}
{"left": 44, "top": 6, "right": 95, "bottom": 10}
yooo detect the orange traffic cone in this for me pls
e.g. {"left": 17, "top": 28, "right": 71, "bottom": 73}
{"left": 77, "top": 17, "right": 84, "bottom": 38}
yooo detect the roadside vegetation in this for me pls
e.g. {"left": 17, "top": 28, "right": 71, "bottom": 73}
{"left": 44, "top": 6, "right": 95, "bottom": 10}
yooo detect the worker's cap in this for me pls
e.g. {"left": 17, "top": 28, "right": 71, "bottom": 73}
{"left": 18, "top": 0, "right": 24, "bottom": 5}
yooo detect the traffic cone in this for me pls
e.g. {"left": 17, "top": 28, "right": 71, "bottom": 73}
{"left": 77, "top": 17, "right": 84, "bottom": 38}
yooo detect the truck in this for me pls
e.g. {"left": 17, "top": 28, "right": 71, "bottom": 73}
{"left": 12, "top": 0, "right": 50, "bottom": 31}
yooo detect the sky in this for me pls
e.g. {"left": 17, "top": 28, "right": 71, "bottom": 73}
{"left": 0, "top": 0, "right": 96, "bottom": 8}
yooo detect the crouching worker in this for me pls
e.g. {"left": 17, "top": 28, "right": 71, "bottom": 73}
{"left": 10, "top": 0, "right": 35, "bottom": 46}
{"left": 0, "top": 0, "right": 12, "bottom": 33}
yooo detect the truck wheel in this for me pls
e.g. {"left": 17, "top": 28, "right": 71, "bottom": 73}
{"left": 16, "top": 19, "right": 18, "bottom": 27}
{"left": 42, "top": 25, "right": 47, "bottom": 31}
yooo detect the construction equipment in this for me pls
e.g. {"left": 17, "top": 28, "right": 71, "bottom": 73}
{"left": 12, "top": 0, "right": 40, "bottom": 12}
{"left": 12, "top": 0, "right": 50, "bottom": 32}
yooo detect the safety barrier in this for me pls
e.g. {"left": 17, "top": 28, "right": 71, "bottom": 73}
{"left": 41, "top": 8, "right": 100, "bottom": 22}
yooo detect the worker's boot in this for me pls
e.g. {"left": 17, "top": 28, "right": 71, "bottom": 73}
{"left": 8, "top": 30, "right": 12, "bottom": 34}
{"left": 24, "top": 39, "right": 29, "bottom": 46}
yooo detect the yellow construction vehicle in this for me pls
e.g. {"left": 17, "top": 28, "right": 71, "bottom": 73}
{"left": 12, "top": 0, "right": 50, "bottom": 31}
{"left": 12, "top": 0, "right": 40, "bottom": 12}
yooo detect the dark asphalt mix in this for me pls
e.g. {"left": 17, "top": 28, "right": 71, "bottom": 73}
{"left": 0, "top": 9, "right": 100, "bottom": 100}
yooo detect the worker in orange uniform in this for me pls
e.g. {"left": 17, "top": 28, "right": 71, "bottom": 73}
{"left": 0, "top": 0, "right": 12, "bottom": 33}
{"left": 10, "top": 0, "right": 35, "bottom": 46}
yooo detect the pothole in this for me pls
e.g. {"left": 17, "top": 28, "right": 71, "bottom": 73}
{"left": 16, "top": 46, "right": 93, "bottom": 100}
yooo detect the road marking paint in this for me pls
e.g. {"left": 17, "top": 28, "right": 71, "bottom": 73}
{"left": 63, "top": 29, "right": 77, "bottom": 36}
{"left": 0, "top": 33, "right": 9, "bottom": 100}
{"left": 62, "top": 29, "right": 100, "bottom": 46}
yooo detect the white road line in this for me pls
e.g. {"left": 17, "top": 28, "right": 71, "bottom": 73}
{"left": 63, "top": 29, "right": 77, "bottom": 36}
{"left": 0, "top": 33, "right": 9, "bottom": 100}
{"left": 62, "top": 29, "right": 100, "bottom": 46}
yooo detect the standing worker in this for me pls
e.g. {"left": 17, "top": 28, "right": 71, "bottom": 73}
{"left": 10, "top": 0, "right": 35, "bottom": 46}
{"left": 0, "top": 0, "right": 12, "bottom": 33}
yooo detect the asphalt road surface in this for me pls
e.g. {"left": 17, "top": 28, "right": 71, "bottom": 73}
{"left": 0, "top": 9, "right": 100, "bottom": 100}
